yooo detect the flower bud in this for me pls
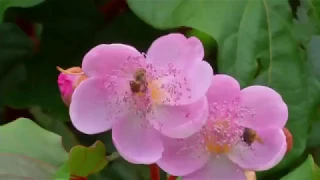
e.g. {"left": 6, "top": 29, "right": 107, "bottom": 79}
{"left": 57, "top": 66, "right": 87, "bottom": 106}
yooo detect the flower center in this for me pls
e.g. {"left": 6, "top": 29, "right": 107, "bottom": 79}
{"left": 129, "top": 68, "right": 164, "bottom": 104}
{"left": 202, "top": 119, "right": 243, "bottom": 154}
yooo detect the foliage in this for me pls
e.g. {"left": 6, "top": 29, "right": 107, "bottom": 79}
{"left": 280, "top": 155, "right": 320, "bottom": 180}
{"left": 1, "top": 0, "right": 320, "bottom": 179}
{"left": 0, "top": 118, "right": 67, "bottom": 179}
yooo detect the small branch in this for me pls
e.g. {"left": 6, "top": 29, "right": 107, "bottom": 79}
{"left": 167, "top": 175, "right": 177, "bottom": 180}
{"left": 106, "top": 151, "right": 120, "bottom": 162}
{"left": 150, "top": 163, "right": 160, "bottom": 180}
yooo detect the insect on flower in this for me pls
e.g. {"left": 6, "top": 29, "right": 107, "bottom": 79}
{"left": 242, "top": 127, "right": 263, "bottom": 146}
{"left": 129, "top": 68, "right": 147, "bottom": 93}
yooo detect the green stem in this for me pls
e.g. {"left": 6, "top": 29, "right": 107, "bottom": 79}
{"left": 106, "top": 151, "right": 120, "bottom": 161}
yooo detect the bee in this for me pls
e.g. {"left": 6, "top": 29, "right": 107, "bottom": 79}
{"left": 242, "top": 128, "right": 263, "bottom": 146}
{"left": 130, "top": 68, "right": 147, "bottom": 93}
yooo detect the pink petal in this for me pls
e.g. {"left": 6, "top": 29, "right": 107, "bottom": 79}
{"left": 206, "top": 74, "right": 241, "bottom": 104}
{"left": 227, "top": 128, "right": 287, "bottom": 171}
{"left": 184, "top": 155, "right": 247, "bottom": 180}
{"left": 112, "top": 117, "right": 164, "bottom": 164}
{"left": 146, "top": 33, "right": 204, "bottom": 70}
{"left": 149, "top": 97, "right": 208, "bottom": 138}
{"left": 239, "top": 86, "right": 288, "bottom": 129}
{"left": 69, "top": 77, "right": 129, "bottom": 134}
{"left": 82, "top": 44, "right": 142, "bottom": 77}
{"left": 160, "top": 60, "right": 213, "bottom": 106}
{"left": 157, "top": 134, "right": 210, "bottom": 176}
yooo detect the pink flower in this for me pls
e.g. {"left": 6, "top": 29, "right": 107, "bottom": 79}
{"left": 69, "top": 33, "right": 213, "bottom": 164}
{"left": 157, "top": 74, "right": 288, "bottom": 179}
{"left": 57, "top": 67, "right": 87, "bottom": 106}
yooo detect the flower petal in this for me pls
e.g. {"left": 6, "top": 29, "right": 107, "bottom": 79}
{"left": 184, "top": 155, "right": 247, "bottom": 180}
{"left": 239, "top": 86, "right": 288, "bottom": 129}
{"left": 227, "top": 128, "right": 287, "bottom": 171}
{"left": 112, "top": 117, "right": 164, "bottom": 164}
{"left": 69, "top": 77, "right": 130, "bottom": 134}
{"left": 159, "top": 60, "right": 213, "bottom": 106}
{"left": 206, "top": 74, "right": 241, "bottom": 104}
{"left": 82, "top": 44, "right": 142, "bottom": 77}
{"left": 149, "top": 96, "right": 208, "bottom": 138}
{"left": 157, "top": 134, "right": 210, "bottom": 176}
{"left": 146, "top": 33, "right": 204, "bottom": 70}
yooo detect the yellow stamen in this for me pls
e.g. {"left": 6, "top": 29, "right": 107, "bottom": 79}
{"left": 204, "top": 120, "right": 232, "bottom": 154}
{"left": 206, "top": 141, "right": 231, "bottom": 153}
{"left": 148, "top": 81, "right": 164, "bottom": 103}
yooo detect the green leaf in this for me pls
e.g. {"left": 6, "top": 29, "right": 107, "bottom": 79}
{"left": 308, "top": 121, "right": 320, "bottom": 148}
{"left": 294, "top": 0, "right": 320, "bottom": 46}
{"left": 306, "top": 35, "right": 320, "bottom": 147}
{"left": 0, "top": 118, "right": 68, "bottom": 179}
{"left": 281, "top": 155, "right": 319, "bottom": 180}
{"left": 3, "top": 0, "right": 103, "bottom": 121}
{"left": 29, "top": 106, "right": 79, "bottom": 151}
{"left": 68, "top": 141, "right": 108, "bottom": 177}
{"left": 127, "top": 0, "right": 311, "bottom": 174}
{"left": 0, "top": 23, "right": 31, "bottom": 105}
{"left": 0, "top": 0, "right": 44, "bottom": 22}
{"left": 53, "top": 163, "right": 70, "bottom": 180}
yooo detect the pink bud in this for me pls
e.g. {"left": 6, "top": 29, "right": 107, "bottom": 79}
{"left": 57, "top": 66, "right": 87, "bottom": 106}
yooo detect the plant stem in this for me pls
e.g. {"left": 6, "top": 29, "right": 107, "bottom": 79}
{"left": 106, "top": 151, "right": 120, "bottom": 162}
{"left": 150, "top": 163, "right": 160, "bottom": 180}
{"left": 167, "top": 175, "right": 178, "bottom": 180}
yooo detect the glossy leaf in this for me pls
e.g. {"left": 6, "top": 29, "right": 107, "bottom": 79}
{"left": 68, "top": 141, "right": 108, "bottom": 177}
{"left": 3, "top": 0, "right": 103, "bottom": 121}
{"left": 0, "top": 23, "right": 31, "bottom": 105}
{"left": 53, "top": 163, "right": 70, "bottom": 180}
{"left": 281, "top": 155, "right": 319, "bottom": 180}
{"left": 0, "top": 118, "right": 68, "bottom": 179}
{"left": 0, "top": 0, "right": 44, "bottom": 22}
{"left": 29, "top": 106, "right": 79, "bottom": 151}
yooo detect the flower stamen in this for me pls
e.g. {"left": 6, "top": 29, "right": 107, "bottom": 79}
{"left": 203, "top": 120, "right": 242, "bottom": 154}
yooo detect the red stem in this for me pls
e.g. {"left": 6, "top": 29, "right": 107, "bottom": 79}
{"left": 150, "top": 164, "right": 160, "bottom": 180}
{"left": 167, "top": 175, "right": 178, "bottom": 180}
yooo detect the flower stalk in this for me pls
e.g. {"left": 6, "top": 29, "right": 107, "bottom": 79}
{"left": 150, "top": 164, "right": 160, "bottom": 180}
{"left": 106, "top": 151, "right": 120, "bottom": 162}
{"left": 167, "top": 175, "right": 177, "bottom": 180}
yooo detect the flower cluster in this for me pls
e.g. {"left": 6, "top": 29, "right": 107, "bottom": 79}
{"left": 58, "top": 33, "right": 289, "bottom": 179}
